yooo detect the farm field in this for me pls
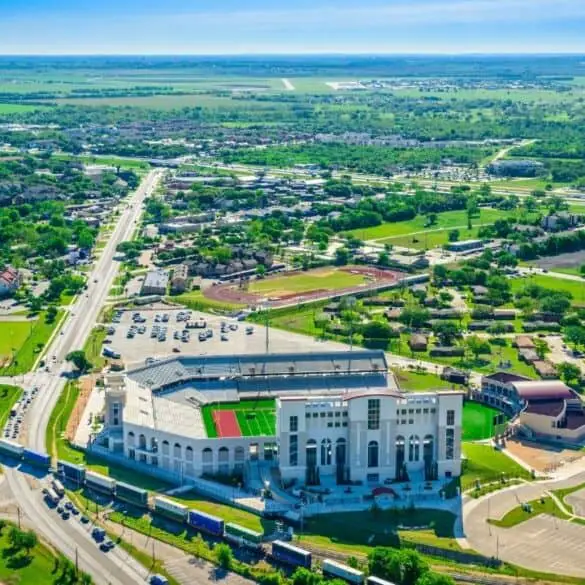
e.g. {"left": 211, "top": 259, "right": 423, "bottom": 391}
{"left": 510, "top": 274, "right": 585, "bottom": 303}
{"left": 202, "top": 399, "right": 276, "bottom": 438}
{"left": 348, "top": 208, "right": 509, "bottom": 242}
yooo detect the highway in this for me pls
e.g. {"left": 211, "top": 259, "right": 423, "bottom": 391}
{"left": 4, "top": 169, "right": 163, "bottom": 585}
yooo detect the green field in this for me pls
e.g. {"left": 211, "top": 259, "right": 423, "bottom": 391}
{"left": 510, "top": 274, "right": 585, "bottom": 303}
{"left": 462, "top": 402, "right": 504, "bottom": 441}
{"left": 202, "top": 399, "right": 276, "bottom": 438}
{"left": 381, "top": 226, "right": 484, "bottom": 250}
{"left": 173, "top": 289, "right": 246, "bottom": 312}
{"left": 348, "top": 208, "right": 508, "bottom": 241}
{"left": 391, "top": 369, "right": 454, "bottom": 391}
{"left": 0, "top": 311, "right": 64, "bottom": 375}
{"left": 0, "top": 385, "right": 22, "bottom": 430}
{"left": 249, "top": 267, "right": 366, "bottom": 295}
{"left": 0, "top": 103, "right": 48, "bottom": 114}
{"left": 461, "top": 443, "right": 531, "bottom": 492}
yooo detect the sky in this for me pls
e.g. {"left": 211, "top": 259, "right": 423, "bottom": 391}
{"left": 1, "top": 0, "right": 585, "bottom": 55}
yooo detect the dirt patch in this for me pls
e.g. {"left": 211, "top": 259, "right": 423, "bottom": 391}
{"left": 506, "top": 438, "right": 584, "bottom": 472}
{"left": 65, "top": 375, "right": 96, "bottom": 441}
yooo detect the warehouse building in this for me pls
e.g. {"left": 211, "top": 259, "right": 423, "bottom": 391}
{"left": 100, "top": 350, "right": 463, "bottom": 486}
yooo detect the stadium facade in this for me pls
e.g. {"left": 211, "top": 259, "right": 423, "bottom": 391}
{"left": 102, "top": 350, "right": 463, "bottom": 485}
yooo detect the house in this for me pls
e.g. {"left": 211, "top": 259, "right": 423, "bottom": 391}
{"left": 541, "top": 213, "right": 580, "bottom": 233}
{"left": 385, "top": 308, "right": 402, "bottom": 321}
{"left": 430, "top": 347, "right": 464, "bottom": 357}
{"left": 171, "top": 264, "right": 189, "bottom": 294}
{"left": 408, "top": 334, "right": 428, "bottom": 351}
{"left": 533, "top": 361, "right": 557, "bottom": 379}
{"left": 0, "top": 267, "right": 21, "bottom": 297}
{"left": 441, "top": 367, "right": 469, "bottom": 385}
{"left": 518, "top": 348, "right": 539, "bottom": 363}
{"left": 514, "top": 336, "right": 535, "bottom": 349}
{"left": 493, "top": 309, "right": 516, "bottom": 320}
{"left": 471, "top": 285, "right": 489, "bottom": 297}
{"left": 141, "top": 269, "right": 169, "bottom": 296}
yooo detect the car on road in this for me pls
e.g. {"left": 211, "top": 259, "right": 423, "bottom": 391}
{"left": 246, "top": 326, "right": 254, "bottom": 335}
{"left": 221, "top": 334, "right": 229, "bottom": 342}
{"left": 61, "top": 511, "right": 70, "bottom": 520}
{"left": 81, "top": 516, "right": 90, "bottom": 524}
{"left": 172, "top": 347, "right": 181, "bottom": 353}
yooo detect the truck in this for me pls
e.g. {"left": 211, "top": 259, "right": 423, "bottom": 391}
{"left": 187, "top": 509, "right": 224, "bottom": 537}
{"left": 224, "top": 523, "right": 263, "bottom": 547}
{"left": 271, "top": 540, "right": 312, "bottom": 569}
{"left": 186, "top": 319, "right": 206, "bottom": 329}
{"left": 10, "top": 402, "right": 20, "bottom": 417}
{"left": 153, "top": 496, "right": 188, "bottom": 523}
{"left": 23, "top": 448, "right": 51, "bottom": 469}
{"left": 52, "top": 479, "right": 65, "bottom": 497}
{"left": 85, "top": 470, "right": 116, "bottom": 494}
{"left": 0, "top": 439, "right": 24, "bottom": 459}
{"left": 115, "top": 481, "right": 148, "bottom": 507}
{"left": 103, "top": 347, "right": 121, "bottom": 360}
{"left": 322, "top": 559, "right": 365, "bottom": 585}
{"left": 44, "top": 488, "right": 60, "bottom": 506}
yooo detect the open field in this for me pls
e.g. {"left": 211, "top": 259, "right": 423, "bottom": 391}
{"left": 206, "top": 266, "right": 404, "bottom": 308}
{"left": 348, "top": 208, "right": 509, "bottom": 241}
{"left": 461, "top": 443, "right": 531, "bottom": 492}
{"left": 462, "top": 402, "right": 504, "bottom": 441}
{"left": 381, "top": 226, "right": 484, "bottom": 250}
{"left": 172, "top": 289, "right": 246, "bottom": 313}
{"left": 202, "top": 399, "right": 276, "bottom": 438}
{"left": 391, "top": 369, "right": 453, "bottom": 391}
{"left": 0, "top": 311, "right": 64, "bottom": 375}
{"left": 510, "top": 274, "right": 585, "bottom": 303}
{"left": 0, "top": 103, "right": 48, "bottom": 114}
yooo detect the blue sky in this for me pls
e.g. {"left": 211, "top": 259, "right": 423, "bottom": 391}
{"left": 1, "top": 0, "right": 585, "bottom": 54}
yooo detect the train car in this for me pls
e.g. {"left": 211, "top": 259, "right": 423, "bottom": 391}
{"left": 322, "top": 559, "right": 365, "bottom": 585}
{"left": 187, "top": 509, "right": 224, "bottom": 537}
{"left": 52, "top": 479, "right": 65, "bottom": 497}
{"left": 115, "top": 481, "right": 148, "bottom": 507}
{"left": 0, "top": 439, "right": 24, "bottom": 459}
{"left": 271, "top": 540, "right": 312, "bottom": 569}
{"left": 22, "top": 448, "right": 51, "bottom": 469}
{"left": 57, "top": 460, "right": 86, "bottom": 484}
{"left": 367, "top": 577, "right": 397, "bottom": 585}
{"left": 225, "top": 523, "right": 263, "bottom": 546}
{"left": 85, "top": 470, "right": 116, "bottom": 495}
{"left": 153, "top": 496, "right": 188, "bottom": 523}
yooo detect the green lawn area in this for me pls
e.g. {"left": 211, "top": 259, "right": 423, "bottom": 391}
{"left": 250, "top": 268, "right": 366, "bottom": 294}
{"left": 0, "top": 385, "right": 23, "bottom": 430}
{"left": 348, "top": 208, "right": 509, "bottom": 241}
{"left": 461, "top": 443, "right": 531, "bottom": 492}
{"left": 0, "top": 103, "right": 48, "bottom": 114}
{"left": 172, "top": 289, "right": 246, "bottom": 313}
{"left": 0, "top": 521, "right": 84, "bottom": 584}
{"left": 391, "top": 369, "right": 453, "bottom": 391}
{"left": 301, "top": 508, "right": 459, "bottom": 555}
{"left": 83, "top": 325, "right": 108, "bottom": 371}
{"left": 462, "top": 402, "right": 505, "bottom": 441}
{"left": 488, "top": 496, "right": 570, "bottom": 528}
{"left": 54, "top": 153, "right": 150, "bottom": 170}
{"left": 201, "top": 399, "right": 276, "bottom": 438}
{"left": 0, "top": 311, "right": 64, "bottom": 375}
{"left": 510, "top": 274, "right": 585, "bottom": 304}
{"left": 380, "top": 226, "right": 484, "bottom": 250}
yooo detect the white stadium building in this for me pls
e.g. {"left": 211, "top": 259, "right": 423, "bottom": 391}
{"left": 100, "top": 350, "right": 463, "bottom": 487}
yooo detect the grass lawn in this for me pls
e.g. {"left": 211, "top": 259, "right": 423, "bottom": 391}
{"left": 0, "top": 103, "right": 48, "bottom": 114}
{"left": 172, "top": 290, "right": 245, "bottom": 313}
{"left": 0, "top": 310, "right": 64, "bottom": 375}
{"left": 462, "top": 402, "right": 505, "bottom": 441}
{"left": 301, "top": 508, "right": 459, "bottom": 555}
{"left": 510, "top": 274, "right": 585, "bottom": 304}
{"left": 461, "top": 443, "right": 531, "bottom": 492}
{"left": 0, "top": 385, "right": 23, "bottom": 430}
{"left": 0, "top": 521, "right": 80, "bottom": 585}
{"left": 83, "top": 326, "right": 108, "bottom": 371}
{"left": 348, "top": 208, "right": 508, "bottom": 241}
{"left": 391, "top": 369, "right": 453, "bottom": 392}
{"left": 380, "top": 226, "right": 484, "bottom": 250}
{"left": 201, "top": 399, "right": 276, "bottom": 438}
{"left": 488, "top": 496, "right": 570, "bottom": 528}
{"left": 249, "top": 268, "right": 366, "bottom": 295}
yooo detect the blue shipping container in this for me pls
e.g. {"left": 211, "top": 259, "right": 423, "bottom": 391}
{"left": 23, "top": 448, "right": 51, "bottom": 468}
{"left": 58, "top": 460, "right": 85, "bottom": 484}
{"left": 271, "top": 541, "right": 312, "bottom": 568}
{"left": 188, "top": 510, "right": 224, "bottom": 537}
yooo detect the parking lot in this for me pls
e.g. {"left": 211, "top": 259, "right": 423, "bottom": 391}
{"left": 3, "top": 386, "right": 39, "bottom": 442}
{"left": 105, "top": 305, "right": 351, "bottom": 367}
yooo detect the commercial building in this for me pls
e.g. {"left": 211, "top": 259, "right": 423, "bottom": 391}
{"left": 100, "top": 351, "right": 463, "bottom": 486}
{"left": 0, "top": 266, "right": 20, "bottom": 297}
{"left": 141, "top": 269, "right": 169, "bottom": 296}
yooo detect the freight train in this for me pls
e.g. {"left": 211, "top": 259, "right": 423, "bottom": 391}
{"left": 0, "top": 439, "right": 51, "bottom": 468}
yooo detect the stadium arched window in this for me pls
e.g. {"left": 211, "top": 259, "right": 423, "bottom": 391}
{"left": 127, "top": 431, "right": 135, "bottom": 447}
{"left": 408, "top": 435, "right": 420, "bottom": 462}
{"left": 218, "top": 446, "right": 229, "bottom": 462}
{"left": 306, "top": 439, "right": 317, "bottom": 467}
{"left": 395, "top": 435, "right": 405, "bottom": 471}
{"left": 423, "top": 435, "right": 434, "bottom": 463}
{"left": 320, "top": 438, "right": 332, "bottom": 466}
{"left": 173, "top": 443, "right": 182, "bottom": 458}
{"left": 368, "top": 440, "right": 379, "bottom": 468}
{"left": 202, "top": 447, "right": 213, "bottom": 463}
{"left": 185, "top": 446, "right": 193, "bottom": 461}
{"left": 161, "top": 440, "right": 169, "bottom": 455}
{"left": 139, "top": 434, "right": 146, "bottom": 450}
{"left": 336, "top": 438, "right": 346, "bottom": 465}
{"left": 234, "top": 446, "right": 245, "bottom": 462}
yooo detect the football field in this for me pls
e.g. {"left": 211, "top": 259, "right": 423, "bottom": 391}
{"left": 202, "top": 398, "right": 276, "bottom": 438}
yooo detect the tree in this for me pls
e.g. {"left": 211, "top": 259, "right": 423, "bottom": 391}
{"left": 46, "top": 305, "right": 58, "bottom": 323}
{"left": 466, "top": 336, "right": 491, "bottom": 360}
{"left": 557, "top": 362, "right": 581, "bottom": 387}
{"left": 66, "top": 350, "right": 92, "bottom": 373}
{"left": 541, "top": 294, "right": 571, "bottom": 317}
{"left": 362, "top": 321, "right": 395, "bottom": 349}
{"left": 214, "top": 542, "right": 233, "bottom": 569}
{"left": 447, "top": 229, "right": 460, "bottom": 242}
{"left": 432, "top": 322, "right": 461, "bottom": 346}
{"left": 291, "top": 568, "right": 322, "bottom": 585}
{"left": 580, "top": 264, "right": 585, "bottom": 277}
{"left": 256, "top": 264, "right": 266, "bottom": 278}
{"left": 416, "top": 573, "right": 455, "bottom": 585}
{"left": 334, "top": 247, "right": 350, "bottom": 266}
{"left": 564, "top": 325, "right": 585, "bottom": 349}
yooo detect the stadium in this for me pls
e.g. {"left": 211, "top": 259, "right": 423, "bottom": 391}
{"left": 101, "top": 350, "right": 463, "bottom": 487}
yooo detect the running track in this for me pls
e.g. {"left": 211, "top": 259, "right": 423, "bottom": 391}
{"left": 213, "top": 410, "right": 242, "bottom": 438}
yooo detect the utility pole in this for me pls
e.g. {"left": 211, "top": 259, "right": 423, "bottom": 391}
{"left": 17, "top": 506, "right": 21, "bottom": 529}
{"left": 75, "top": 546, "right": 79, "bottom": 576}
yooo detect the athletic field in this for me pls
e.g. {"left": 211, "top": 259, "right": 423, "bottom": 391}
{"left": 462, "top": 401, "right": 506, "bottom": 441}
{"left": 202, "top": 398, "right": 276, "bottom": 438}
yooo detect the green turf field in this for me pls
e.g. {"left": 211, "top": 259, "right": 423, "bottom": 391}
{"left": 202, "top": 398, "right": 276, "bottom": 438}
{"left": 510, "top": 274, "right": 585, "bottom": 303}
{"left": 462, "top": 401, "right": 505, "bottom": 440}
{"left": 249, "top": 267, "right": 366, "bottom": 295}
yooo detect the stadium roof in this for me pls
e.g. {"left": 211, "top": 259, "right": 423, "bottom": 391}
{"left": 128, "top": 350, "right": 388, "bottom": 391}
{"left": 512, "top": 380, "right": 575, "bottom": 401}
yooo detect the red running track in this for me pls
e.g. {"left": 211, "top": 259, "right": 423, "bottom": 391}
{"left": 213, "top": 410, "right": 242, "bottom": 438}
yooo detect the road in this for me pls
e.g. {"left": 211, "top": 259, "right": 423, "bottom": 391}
{"left": 4, "top": 169, "right": 163, "bottom": 585}
{"left": 281, "top": 78, "right": 295, "bottom": 91}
